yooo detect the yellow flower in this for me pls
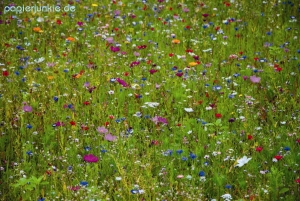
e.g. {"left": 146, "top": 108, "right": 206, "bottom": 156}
{"left": 189, "top": 62, "right": 198, "bottom": 67}
{"left": 92, "top": 3, "right": 98, "bottom": 6}
{"left": 47, "top": 76, "right": 54, "bottom": 80}
{"left": 75, "top": 74, "right": 81, "bottom": 78}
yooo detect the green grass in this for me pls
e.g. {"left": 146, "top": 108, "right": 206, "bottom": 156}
{"left": 0, "top": 0, "right": 300, "bottom": 200}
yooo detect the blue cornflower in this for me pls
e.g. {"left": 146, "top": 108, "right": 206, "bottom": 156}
{"left": 26, "top": 124, "right": 32, "bottom": 129}
{"left": 182, "top": 157, "right": 188, "bottom": 161}
{"left": 284, "top": 146, "right": 291, "bottom": 151}
{"left": 80, "top": 181, "right": 88, "bottom": 187}
{"left": 176, "top": 150, "right": 183, "bottom": 155}
{"left": 189, "top": 153, "right": 196, "bottom": 159}
{"left": 26, "top": 151, "right": 33, "bottom": 156}
{"left": 84, "top": 146, "right": 91, "bottom": 151}
{"left": 199, "top": 171, "right": 205, "bottom": 177}
{"left": 225, "top": 184, "right": 232, "bottom": 189}
{"left": 53, "top": 96, "right": 58, "bottom": 102}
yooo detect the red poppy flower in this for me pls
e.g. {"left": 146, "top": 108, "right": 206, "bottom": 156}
{"left": 169, "top": 53, "right": 174, "bottom": 57}
{"left": 83, "top": 101, "right": 90, "bottom": 105}
{"left": 297, "top": 139, "right": 300, "bottom": 143}
{"left": 124, "top": 72, "right": 129, "bottom": 76}
{"left": 33, "top": 47, "right": 38, "bottom": 52}
{"left": 2, "top": 71, "right": 9, "bottom": 77}
{"left": 186, "top": 25, "right": 191, "bottom": 29}
{"left": 239, "top": 51, "right": 243, "bottom": 55}
{"left": 169, "top": 7, "right": 172, "bottom": 11}
{"left": 296, "top": 178, "right": 300, "bottom": 184}
{"left": 215, "top": 26, "right": 220, "bottom": 31}
{"left": 215, "top": 113, "right": 222, "bottom": 118}
{"left": 256, "top": 146, "right": 263, "bottom": 152}
{"left": 109, "top": 115, "right": 114, "bottom": 119}
{"left": 205, "top": 92, "right": 209, "bottom": 98}
{"left": 104, "top": 121, "right": 109, "bottom": 127}
{"left": 176, "top": 123, "right": 181, "bottom": 127}
{"left": 114, "top": 28, "right": 119, "bottom": 31}
{"left": 254, "top": 57, "right": 259, "bottom": 61}
{"left": 275, "top": 67, "right": 282, "bottom": 72}
{"left": 56, "top": 19, "right": 62, "bottom": 25}
{"left": 247, "top": 135, "right": 253, "bottom": 140}
{"left": 150, "top": 27, "right": 155, "bottom": 31}
{"left": 274, "top": 155, "right": 283, "bottom": 160}
{"left": 185, "top": 49, "right": 193, "bottom": 53}
{"left": 70, "top": 121, "right": 76, "bottom": 126}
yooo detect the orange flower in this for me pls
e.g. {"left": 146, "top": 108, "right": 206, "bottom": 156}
{"left": 33, "top": 27, "right": 42, "bottom": 32}
{"left": 66, "top": 37, "right": 75, "bottom": 42}
{"left": 171, "top": 39, "right": 180, "bottom": 44}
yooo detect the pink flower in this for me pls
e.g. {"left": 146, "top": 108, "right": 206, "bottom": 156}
{"left": 97, "top": 126, "right": 108, "bottom": 134}
{"left": 23, "top": 105, "right": 32, "bottom": 112}
{"left": 104, "top": 133, "right": 117, "bottom": 141}
{"left": 106, "top": 37, "right": 114, "bottom": 44}
{"left": 83, "top": 154, "right": 99, "bottom": 163}
{"left": 250, "top": 75, "right": 261, "bottom": 83}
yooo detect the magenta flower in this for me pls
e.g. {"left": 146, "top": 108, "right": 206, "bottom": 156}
{"left": 116, "top": 78, "right": 128, "bottom": 87}
{"left": 77, "top": 21, "right": 83, "bottom": 26}
{"left": 104, "top": 133, "right": 117, "bottom": 141}
{"left": 83, "top": 154, "right": 99, "bottom": 163}
{"left": 23, "top": 105, "right": 32, "bottom": 112}
{"left": 149, "top": 69, "right": 158, "bottom": 74}
{"left": 152, "top": 116, "right": 168, "bottom": 125}
{"left": 130, "top": 61, "right": 140, "bottom": 67}
{"left": 250, "top": 75, "right": 261, "bottom": 83}
{"left": 202, "top": 14, "right": 209, "bottom": 17}
{"left": 110, "top": 46, "right": 120, "bottom": 52}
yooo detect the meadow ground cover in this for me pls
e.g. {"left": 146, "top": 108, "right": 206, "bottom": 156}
{"left": 0, "top": 0, "right": 300, "bottom": 200}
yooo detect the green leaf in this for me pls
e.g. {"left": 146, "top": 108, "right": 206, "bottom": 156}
{"left": 279, "top": 188, "right": 289, "bottom": 194}
{"left": 215, "top": 119, "right": 222, "bottom": 126}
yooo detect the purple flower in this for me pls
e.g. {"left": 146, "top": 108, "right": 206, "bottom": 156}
{"left": 243, "top": 76, "right": 248, "bottom": 80}
{"left": 114, "top": 10, "right": 121, "bottom": 16}
{"left": 84, "top": 82, "right": 90, "bottom": 87}
{"left": 23, "top": 105, "right": 32, "bottom": 112}
{"left": 83, "top": 154, "right": 99, "bottom": 163}
{"left": 250, "top": 75, "right": 261, "bottom": 83}
{"left": 77, "top": 21, "right": 83, "bottom": 26}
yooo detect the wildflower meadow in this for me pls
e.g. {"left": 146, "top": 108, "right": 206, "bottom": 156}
{"left": 0, "top": 0, "right": 300, "bottom": 200}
